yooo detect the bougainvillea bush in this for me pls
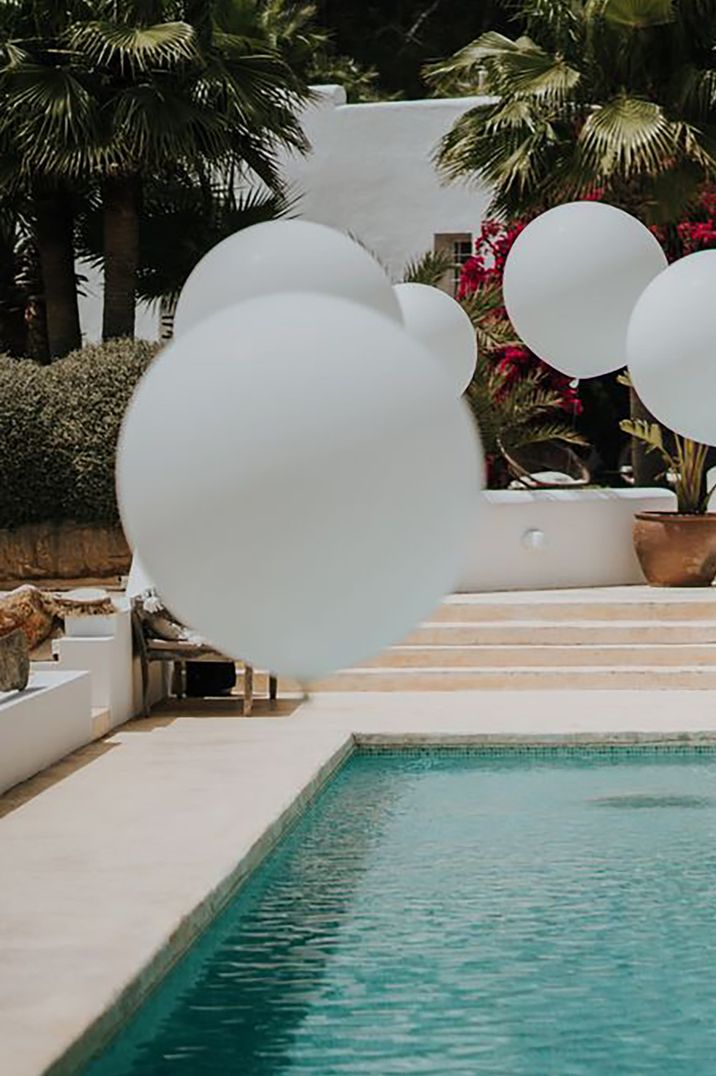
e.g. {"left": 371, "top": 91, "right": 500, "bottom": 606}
{"left": 458, "top": 218, "right": 592, "bottom": 486}
{"left": 650, "top": 186, "right": 716, "bottom": 261}
{"left": 459, "top": 219, "right": 582, "bottom": 416}
{"left": 461, "top": 190, "right": 716, "bottom": 484}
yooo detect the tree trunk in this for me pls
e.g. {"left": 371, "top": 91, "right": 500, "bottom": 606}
{"left": 33, "top": 187, "right": 81, "bottom": 359}
{"left": 0, "top": 229, "right": 25, "bottom": 356}
{"left": 25, "top": 298, "right": 49, "bottom": 363}
{"left": 102, "top": 174, "right": 140, "bottom": 341}
{"left": 630, "top": 387, "right": 666, "bottom": 486}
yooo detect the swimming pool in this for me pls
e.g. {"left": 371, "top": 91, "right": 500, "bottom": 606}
{"left": 82, "top": 746, "right": 716, "bottom": 1074}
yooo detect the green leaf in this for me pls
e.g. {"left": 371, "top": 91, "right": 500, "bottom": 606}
{"left": 578, "top": 95, "right": 679, "bottom": 177}
{"left": 68, "top": 21, "right": 198, "bottom": 73}
{"left": 402, "top": 250, "right": 453, "bottom": 286}
{"left": 597, "top": 0, "right": 675, "bottom": 28}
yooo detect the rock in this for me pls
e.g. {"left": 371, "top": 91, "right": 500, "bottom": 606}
{"left": 0, "top": 629, "right": 29, "bottom": 692}
{"left": 0, "top": 586, "right": 55, "bottom": 650}
{"left": 0, "top": 585, "right": 116, "bottom": 654}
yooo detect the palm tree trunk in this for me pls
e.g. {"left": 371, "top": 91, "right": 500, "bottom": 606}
{"left": 102, "top": 174, "right": 140, "bottom": 341}
{"left": 0, "top": 233, "right": 26, "bottom": 357}
{"left": 33, "top": 187, "right": 81, "bottom": 359}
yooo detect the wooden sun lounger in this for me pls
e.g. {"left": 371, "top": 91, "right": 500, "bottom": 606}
{"left": 131, "top": 609, "right": 277, "bottom": 717}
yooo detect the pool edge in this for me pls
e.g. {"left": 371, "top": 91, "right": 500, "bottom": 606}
{"left": 43, "top": 733, "right": 356, "bottom": 1076}
{"left": 36, "top": 727, "right": 716, "bottom": 1076}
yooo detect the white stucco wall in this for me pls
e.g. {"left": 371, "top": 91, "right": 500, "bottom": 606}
{"left": 77, "top": 85, "right": 489, "bottom": 340}
{"left": 281, "top": 85, "right": 491, "bottom": 280}
{"left": 459, "top": 488, "right": 677, "bottom": 592}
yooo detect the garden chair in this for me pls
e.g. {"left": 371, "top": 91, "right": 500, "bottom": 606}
{"left": 130, "top": 595, "right": 277, "bottom": 718}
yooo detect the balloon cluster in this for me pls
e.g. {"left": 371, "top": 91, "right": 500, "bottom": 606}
{"left": 502, "top": 200, "right": 716, "bottom": 447}
{"left": 117, "top": 221, "right": 482, "bottom": 682}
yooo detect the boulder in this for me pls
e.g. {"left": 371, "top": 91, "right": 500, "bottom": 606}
{"left": 0, "top": 629, "right": 29, "bottom": 692}
{"left": 0, "top": 585, "right": 116, "bottom": 651}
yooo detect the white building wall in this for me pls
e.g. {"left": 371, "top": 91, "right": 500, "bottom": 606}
{"left": 281, "top": 86, "right": 492, "bottom": 281}
{"left": 77, "top": 86, "right": 490, "bottom": 341}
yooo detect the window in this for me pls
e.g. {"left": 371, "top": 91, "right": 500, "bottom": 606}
{"left": 433, "top": 232, "right": 474, "bottom": 296}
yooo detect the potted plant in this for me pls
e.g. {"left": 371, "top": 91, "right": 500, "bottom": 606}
{"left": 620, "top": 417, "right": 716, "bottom": 586}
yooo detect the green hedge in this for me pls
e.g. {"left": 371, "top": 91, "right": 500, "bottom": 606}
{"left": 0, "top": 339, "right": 157, "bottom": 529}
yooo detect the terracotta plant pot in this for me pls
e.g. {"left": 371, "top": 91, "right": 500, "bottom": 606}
{"left": 633, "top": 512, "right": 716, "bottom": 587}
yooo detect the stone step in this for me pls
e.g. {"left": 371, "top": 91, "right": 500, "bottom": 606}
{"left": 313, "top": 666, "right": 716, "bottom": 692}
{"left": 364, "top": 643, "right": 716, "bottom": 669}
{"left": 436, "top": 591, "right": 716, "bottom": 624}
{"left": 405, "top": 620, "right": 716, "bottom": 646}
{"left": 91, "top": 707, "right": 111, "bottom": 739}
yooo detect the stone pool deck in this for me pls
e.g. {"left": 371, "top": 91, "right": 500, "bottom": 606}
{"left": 3, "top": 688, "right": 716, "bottom": 1075}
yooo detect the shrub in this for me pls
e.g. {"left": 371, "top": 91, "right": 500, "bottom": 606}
{"left": 0, "top": 339, "right": 157, "bottom": 529}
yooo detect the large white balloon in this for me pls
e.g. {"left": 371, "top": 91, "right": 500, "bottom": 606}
{"left": 503, "top": 202, "right": 667, "bottom": 378}
{"left": 394, "top": 283, "right": 477, "bottom": 394}
{"left": 173, "top": 220, "right": 401, "bottom": 336}
{"left": 118, "top": 293, "right": 482, "bottom": 681}
{"left": 627, "top": 250, "right": 716, "bottom": 445}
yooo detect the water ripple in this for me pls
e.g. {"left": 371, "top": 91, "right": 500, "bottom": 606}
{"left": 85, "top": 749, "right": 716, "bottom": 1075}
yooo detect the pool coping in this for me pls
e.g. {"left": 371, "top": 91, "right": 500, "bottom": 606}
{"left": 5, "top": 689, "right": 716, "bottom": 1076}
{"left": 44, "top": 734, "right": 355, "bottom": 1076}
{"left": 52, "top": 730, "right": 716, "bottom": 1074}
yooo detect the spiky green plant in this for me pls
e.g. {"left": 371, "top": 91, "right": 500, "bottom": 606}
{"left": 467, "top": 351, "right": 587, "bottom": 485}
{"left": 402, "top": 249, "right": 454, "bottom": 287}
{"left": 620, "top": 418, "right": 713, "bottom": 513}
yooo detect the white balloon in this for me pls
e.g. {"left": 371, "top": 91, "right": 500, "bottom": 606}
{"left": 173, "top": 219, "right": 401, "bottom": 336}
{"left": 118, "top": 293, "right": 482, "bottom": 681}
{"left": 627, "top": 250, "right": 716, "bottom": 445}
{"left": 394, "top": 283, "right": 477, "bottom": 394}
{"left": 503, "top": 202, "right": 667, "bottom": 378}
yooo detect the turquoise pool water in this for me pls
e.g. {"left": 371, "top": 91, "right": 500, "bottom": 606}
{"left": 84, "top": 747, "right": 716, "bottom": 1074}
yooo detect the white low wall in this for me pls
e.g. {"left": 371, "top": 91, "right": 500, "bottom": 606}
{"left": 45, "top": 605, "right": 167, "bottom": 726}
{"left": 459, "top": 487, "right": 677, "bottom": 592}
{"left": 48, "top": 607, "right": 135, "bottom": 730}
{"left": 0, "top": 671, "right": 92, "bottom": 795}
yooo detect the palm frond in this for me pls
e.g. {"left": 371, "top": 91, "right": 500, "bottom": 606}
{"left": 577, "top": 95, "right": 681, "bottom": 178}
{"left": 0, "top": 63, "right": 99, "bottom": 176}
{"left": 402, "top": 249, "right": 453, "bottom": 286}
{"left": 503, "top": 419, "right": 587, "bottom": 452}
{"left": 459, "top": 286, "right": 520, "bottom": 352}
{"left": 466, "top": 350, "right": 587, "bottom": 464}
{"left": 593, "top": 0, "right": 675, "bottom": 28}
{"left": 620, "top": 417, "right": 666, "bottom": 454}
{"left": 68, "top": 20, "right": 198, "bottom": 72}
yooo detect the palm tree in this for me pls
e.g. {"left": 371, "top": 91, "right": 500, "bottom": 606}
{"left": 78, "top": 165, "right": 292, "bottom": 308}
{"left": 71, "top": 0, "right": 309, "bottom": 340}
{"left": 428, "top": 0, "right": 716, "bottom": 223}
{"left": 0, "top": 1, "right": 310, "bottom": 351}
{"left": 0, "top": 2, "right": 89, "bottom": 357}
{"left": 427, "top": 0, "right": 716, "bottom": 482}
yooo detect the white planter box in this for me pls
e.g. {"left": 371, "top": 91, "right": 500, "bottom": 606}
{"left": 0, "top": 671, "right": 92, "bottom": 794}
{"left": 459, "top": 487, "right": 677, "bottom": 592}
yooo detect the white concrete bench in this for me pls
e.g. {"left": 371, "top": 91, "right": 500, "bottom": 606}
{"left": 0, "top": 670, "right": 92, "bottom": 794}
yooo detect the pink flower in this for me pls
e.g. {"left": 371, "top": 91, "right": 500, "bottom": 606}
{"left": 459, "top": 218, "right": 583, "bottom": 414}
